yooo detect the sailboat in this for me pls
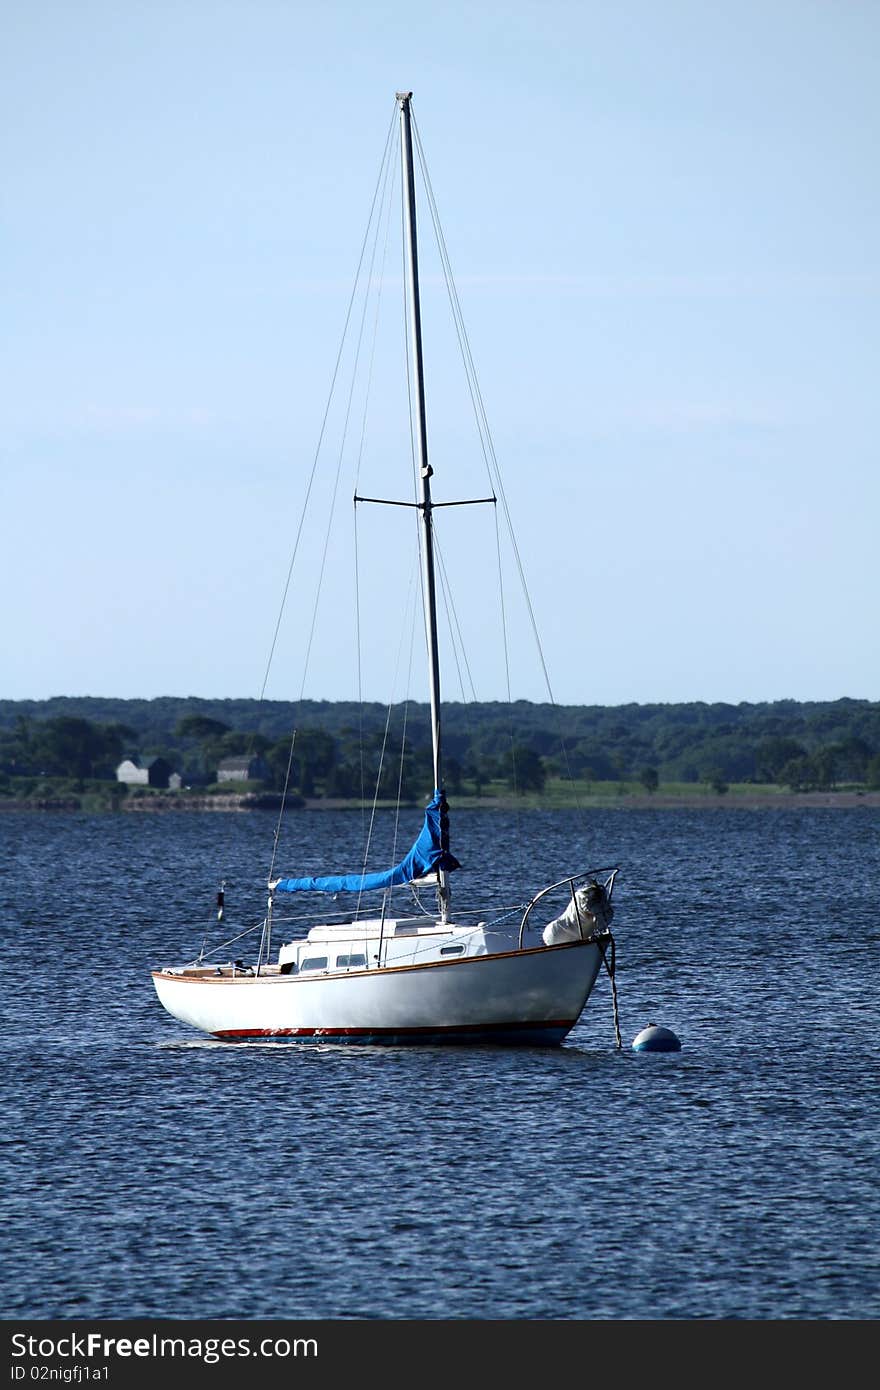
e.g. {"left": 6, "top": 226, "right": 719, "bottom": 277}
{"left": 151, "top": 92, "right": 621, "bottom": 1046}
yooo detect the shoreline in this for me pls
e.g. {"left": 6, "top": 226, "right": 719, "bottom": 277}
{"left": 2, "top": 789, "right": 879, "bottom": 813}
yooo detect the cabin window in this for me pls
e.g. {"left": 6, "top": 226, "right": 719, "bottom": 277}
{"left": 440, "top": 945, "right": 465, "bottom": 956}
{"left": 336, "top": 953, "right": 367, "bottom": 969}
{"left": 300, "top": 956, "right": 328, "bottom": 971}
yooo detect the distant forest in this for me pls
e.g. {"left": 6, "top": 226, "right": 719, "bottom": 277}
{"left": 2, "top": 695, "right": 880, "bottom": 800}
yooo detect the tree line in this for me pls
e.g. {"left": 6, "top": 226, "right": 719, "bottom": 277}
{"left": 2, "top": 696, "right": 880, "bottom": 799}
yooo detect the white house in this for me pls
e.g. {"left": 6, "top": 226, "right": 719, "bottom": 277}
{"left": 115, "top": 756, "right": 176, "bottom": 789}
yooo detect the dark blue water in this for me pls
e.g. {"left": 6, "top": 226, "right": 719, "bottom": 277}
{"left": 1, "top": 806, "right": 878, "bottom": 1319}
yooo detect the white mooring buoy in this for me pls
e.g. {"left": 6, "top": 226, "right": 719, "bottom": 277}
{"left": 632, "top": 1023, "right": 682, "bottom": 1052}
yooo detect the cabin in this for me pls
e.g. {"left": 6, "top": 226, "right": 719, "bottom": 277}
{"left": 216, "top": 755, "right": 269, "bottom": 783}
{"left": 115, "top": 756, "right": 177, "bottom": 789}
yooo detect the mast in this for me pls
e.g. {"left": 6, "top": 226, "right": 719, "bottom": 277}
{"left": 397, "top": 90, "right": 450, "bottom": 922}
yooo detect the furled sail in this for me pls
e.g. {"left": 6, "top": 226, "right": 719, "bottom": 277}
{"left": 272, "top": 791, "right": 460, "bottom": 895}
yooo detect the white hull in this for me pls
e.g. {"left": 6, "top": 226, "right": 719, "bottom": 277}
{"left": 152, "top": 938, "right": 604, "bottom": 1045}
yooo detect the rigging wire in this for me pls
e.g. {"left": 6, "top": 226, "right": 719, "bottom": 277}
{"left": 298, "top": 137, "right": 398, "bottom": 706}
{"left": 413, "top": 108, "right": 523, "bottom": 827}
{"left": 433, "top": 535, "right": 478, "bottom": 706}
{"left": 353, "top": 553, "right": 421, "bottom": 921}
{"left": 432, "top": 531, "right": 483, "bottom": 800}
{"left": 182, "top": 95, "right": 395, "bottom": 969}
{"left": 392, "top": 589, "right": 421, "bottom": 863}
{"left": 354, "top": 127, "right": 399, "bottom": 836}
{"left": 411, "top": 106, "right": 585, "bottom": 819}
{"left": 263, "top": 102, "right": 398, "bottom": 889}
{"left": 264, "top": 103, "right": 397, "bottom": 710}
{"left": 492, "top": 496, "right": 526, "bottom": 876}
{"left": 198, "top": 103, "right": 400, "bottom": 949}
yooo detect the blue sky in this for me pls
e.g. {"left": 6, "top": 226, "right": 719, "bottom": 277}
{"left": 2, "top": 1, "right": 878, "bottom": 707}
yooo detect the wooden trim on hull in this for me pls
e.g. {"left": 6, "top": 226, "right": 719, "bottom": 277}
{"left": 212, "top": 1018, "right": 575, "bottom": 1045}
{"left": 151, "top": 935, "right": 603, "bottom": 987}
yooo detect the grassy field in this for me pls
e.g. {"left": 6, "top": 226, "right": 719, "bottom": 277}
{"left": 2, "top": 775, "right": 878, "bottom": 812}
{"left": 437, "top": 778, "right": 880, "bottom": 810}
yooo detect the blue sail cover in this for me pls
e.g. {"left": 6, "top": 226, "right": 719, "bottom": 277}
{"left": 273, "top": 791, "right": 461, "bottom": 895}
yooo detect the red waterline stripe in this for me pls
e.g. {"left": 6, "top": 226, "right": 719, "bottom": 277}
{"left": 214, "top": 1018, "right": 574, "bottom": 1039}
